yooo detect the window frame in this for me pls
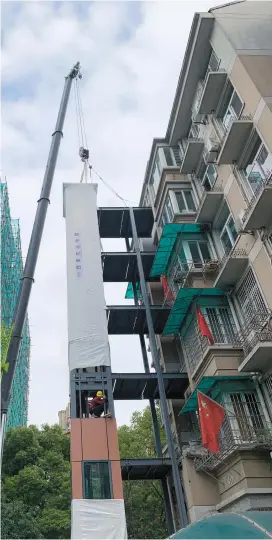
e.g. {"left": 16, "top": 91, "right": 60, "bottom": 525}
{"left": 202, "top": 164, "right": 218, "bottom": 191}
{"left": 243, "top": 141, "right": 272, "bottom": 197}
{"left": 83, "top": 460, "right": 112, "bottom": 500}
{"left": 222, "top": 87, "right": 244, "bottom": 130}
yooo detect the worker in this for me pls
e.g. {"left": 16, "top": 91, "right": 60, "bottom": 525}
{"left": 88, "top": 391, "right": 111, "bottom": 418}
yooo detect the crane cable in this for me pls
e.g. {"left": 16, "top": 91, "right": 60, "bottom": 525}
{"left": 74, "top": 75, "right": 138, "bottom": 205}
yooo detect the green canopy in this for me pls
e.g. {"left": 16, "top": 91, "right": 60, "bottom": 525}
{"left": 179, "top": 375, "right": 251, "bottom": 415}
{"left": 169, "top": 511, "right": 272, "bottom": 539}
{"left": 150, "top": 223, "right": 206, "bottom": 278}
{"left": 125, "top": 282, "right": 141, "bottom": 299}
{"left": 162, "top": 288, "right": 225, "bottom": 336}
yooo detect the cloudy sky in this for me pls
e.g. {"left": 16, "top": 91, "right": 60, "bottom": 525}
{"left": 2, "top": 0, "right": 212, "bottom": 428}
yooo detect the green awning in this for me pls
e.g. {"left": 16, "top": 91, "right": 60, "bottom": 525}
{"left": 180, "top": 375, "right": 252, "bottom": 415}
{"left": 162, "top": 288, "right": 225, "bottom": 336}
{"left": 150, "top": 223, "right": 207, "bottom": 278}
{"left": 125, "top": 282, "right": 141, "bottom": 299}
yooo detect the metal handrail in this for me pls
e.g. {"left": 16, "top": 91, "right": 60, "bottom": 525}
{"left": 218, "top": 247, "right": 248, "bottom": 271}
{"left": 243, "top": 171, "right": 272, "bottom": 222}
{"left": 194, "top": 411, "right": 272, "bottom": 472}
{"left": 233, "top": 312, "right": 272, "bottom": 356}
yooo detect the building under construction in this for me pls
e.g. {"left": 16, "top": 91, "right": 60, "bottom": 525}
{"left": 0, "top": 182, "right": 30, "bottom": 429}
{"left": 66, "top": 2, "right": 272, "bottom": 537}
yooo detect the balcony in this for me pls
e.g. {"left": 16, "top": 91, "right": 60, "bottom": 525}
{"left": 196, "top": 70, "right": 228, "bottom": 116}
{"left": 180, "top": 137, "right": 204, "bottom": 174}
{"left": 214, "top": 248, "right": 248, "bottom": 289}
{"left": 194, "top": 402, "right": 272, "bottom": 472}
{"left": 237, "top": 313, "right": 272, "bottom": 373}
{"left": 241, "top": 173, "right": 272, "bottom": 230}
{"left": 183, "top": 326, "right": 243, "bottom": 386}
{"left": 196, "top": 185, "right": 224, "bottom": 224}
{"left": 215, "top": 116, "right": 253, "bottom": 166}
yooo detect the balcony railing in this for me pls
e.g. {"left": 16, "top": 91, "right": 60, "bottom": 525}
{"left": 192, "top": 68, "right": 226, "bottom": 119}
{"left": 194, "top": 394, "right": 272, "bottom": 472}
{"left": 166, "top": 259, "right": 219, "bottom": 302}
{"left": 241, "top": 171, "right": 272, "bottom": 230}
{"left": 213, "top": 114, "right": 253, "bottom": 141}
{"left": 184, "top": 322, "right": 238, "bottom": 377}
{"left": 196, "top": 184, "right": 224, "bottom": 224}
{"left": 234, "top": 312, "right": 272, "bottom": 357}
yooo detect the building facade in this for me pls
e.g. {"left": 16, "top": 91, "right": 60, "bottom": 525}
{"left": 58, "top": 402, "right": 70, "bottom": 433}
{"left": 139, "top": 0, "right": 272, "bottom": 524}
{"left": 0, "top": 182, "right": 30, "bottom": 429}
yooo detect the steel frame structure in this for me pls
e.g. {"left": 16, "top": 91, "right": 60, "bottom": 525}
{"left": 69, "top": 206, "right": 189, "bottom": 533}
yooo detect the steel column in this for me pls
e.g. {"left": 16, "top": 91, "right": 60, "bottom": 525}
{"left": 129, "top": 207, "right": 188, "bottom": 528}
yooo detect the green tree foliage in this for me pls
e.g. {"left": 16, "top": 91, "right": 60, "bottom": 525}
{"left": 118, "top": 407, "right": 168, "bottom": 539}
{"left": 1, "top": 424, "right": 71, "bottom": 539}
{"left": 1, "top": 408, "right": 168, "bottom": 539}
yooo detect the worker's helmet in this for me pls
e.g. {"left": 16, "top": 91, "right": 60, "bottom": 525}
{"left": 96, "top": 391, "right": 103, "bottom": 397}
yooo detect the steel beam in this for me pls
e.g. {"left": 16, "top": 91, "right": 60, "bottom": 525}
{"left": 129, "top": 207, "right": 188, "bottom": 528}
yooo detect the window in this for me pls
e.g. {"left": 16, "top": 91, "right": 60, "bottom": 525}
{"left": 83, "top": 461, "right": 111, "bottom": 499}
{"left": 203, "top": 307, "right": 236, "bottom": 343}
{"left": 143, "top": 190, "right": 150, "bottom": 208}
{"left": 202, "top": 164, "right": 218, "bottom": 191}
{"left": 223, "top": 88, "right": 243, "bottom": 131}
{"left": 174, "top": 189, "right": 196, "bottom": 213}
{"left": 243, "top": 139, "right": 272, "bottom": 195}
{"left": 224, "top": 391, "right": 264, "bottom": 443}
{"left": 160, "top": 187, "right": 197, "bottom": 227}
{"left": 216, "top": 202, "right": 237, "bottom": 255}
{"left": 236, "top": 267, "right": 268, "bottom": 324}
{"left": 183, "top": 304, "right": 236, "bottom": 376}
{"left": 187, "top": 240, "right": 211, "bottom": 267}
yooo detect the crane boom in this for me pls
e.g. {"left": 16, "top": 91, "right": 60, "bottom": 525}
{"left": 1, "top": 62, "right": 81, "bottom": 459}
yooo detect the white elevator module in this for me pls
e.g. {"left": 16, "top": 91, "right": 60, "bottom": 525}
{"left": 71, "top": 499, "right": 127, "bottom": 539}
{"left": 63, "top": 183, "right": 111, "bottom": 371}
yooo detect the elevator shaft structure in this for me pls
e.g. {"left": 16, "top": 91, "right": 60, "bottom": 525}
{"left": 1, "top": 63, "right": 81, "bottom": 455}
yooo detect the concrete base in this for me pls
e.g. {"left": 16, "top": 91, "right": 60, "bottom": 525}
{"left": 216, "top": 489, "right": 272, "bottom": 512}
{"left": 188, "top": 505, "right": 216, "bottom": 523}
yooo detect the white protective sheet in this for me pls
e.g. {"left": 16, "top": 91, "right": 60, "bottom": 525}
{"left": 63, "top": 183, "right": 111, "bottom": 370}
{"left": 71, "top": 499, "right": 127, "bottom": 539}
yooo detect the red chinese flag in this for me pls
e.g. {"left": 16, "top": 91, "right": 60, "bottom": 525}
{"left": 196, "top": 305, "right": 215, "bottom": 345}
{"left": 197, "top": 391, "right": 225, "bottom": 454}
{"left": 161, "top": 275, "right": 175, "bottom": 301}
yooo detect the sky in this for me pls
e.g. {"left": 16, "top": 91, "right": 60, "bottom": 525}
{"left": 1, "top": 0, "right": 212, "bottom": 428}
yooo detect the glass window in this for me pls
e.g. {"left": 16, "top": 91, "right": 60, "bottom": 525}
{"left": 175, "top": 191, "right": 186, "bottom": 213}
{"left": 223, "top": 89, "right": 243, "bottom": 130}
{"left": 183, "top": 190, "right": 196, "bottom": 212}
{"left": 236, "top": 267, "right": 268, "bottom": 324}
{"left": 216, "top": 202, "right": 237, "bottom": 255}
{"left": 163, "top": 147, "right": 174, "bottom": 167}
{"left": 203, "top": 164, "right": 218, "bottom": 191}
{"left": 84, "top": 461, "right": 111, "bottom": 499}
{"left": 186, "top": 240, "right": 211, "bottom": 267}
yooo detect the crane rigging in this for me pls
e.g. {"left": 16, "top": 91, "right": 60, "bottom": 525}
{"left": 0, "top": 61, "right": 82, "bottom": 460}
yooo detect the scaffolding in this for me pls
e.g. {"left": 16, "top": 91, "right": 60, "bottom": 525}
{"left": 0, "top": 182, "right": 30, "bottom": 429}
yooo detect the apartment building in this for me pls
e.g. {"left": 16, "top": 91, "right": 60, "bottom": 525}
{"left": 139, "top": 0, "right": 272, "bottom": 524}
{"left": 58, "top": 402, "right": 70, "bottom": 433}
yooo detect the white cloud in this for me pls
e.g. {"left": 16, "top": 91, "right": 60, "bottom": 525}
{"left": 2, "top": 0, "right": 211, "bottom": 427}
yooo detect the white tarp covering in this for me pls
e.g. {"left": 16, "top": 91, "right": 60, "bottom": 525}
{"left": 63, "top": 183, "right": 110, "bottom": 370}
{"left": 71, "top": 499, "right": 127, "bottom": 539}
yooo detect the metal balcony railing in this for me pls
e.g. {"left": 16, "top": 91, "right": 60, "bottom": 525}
{"left": 242, "top": 171, "right": 272, "bottom": 223}
{"left": 234, "top": 312, "right": 272, "bottom": 357}
{"left": 194, "top": 394, "right": 272, "bottom": 472}
{"left": 192, "top": 67, "right": 226, "bottom": 119}
{"left": 217, "top": 247, "right": 247, "bottom": 272}
{"left": 200, "top": 183, "right": 223, "bottom": 200}
{"left": 165, "top": 259, "right": 219, "bottom": 304}
{"left": 212, "top": 114, "right": 252, "bottom": 141}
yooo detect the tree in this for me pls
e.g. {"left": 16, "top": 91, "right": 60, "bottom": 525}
{"left": 2, "top": 409, "right": 168, "bottom": 539}
{"left": 118, "top": 407, "right": 168, "bottom": 539}
{"left": 1, "top": 424, "right": 71, "bottom": 539}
